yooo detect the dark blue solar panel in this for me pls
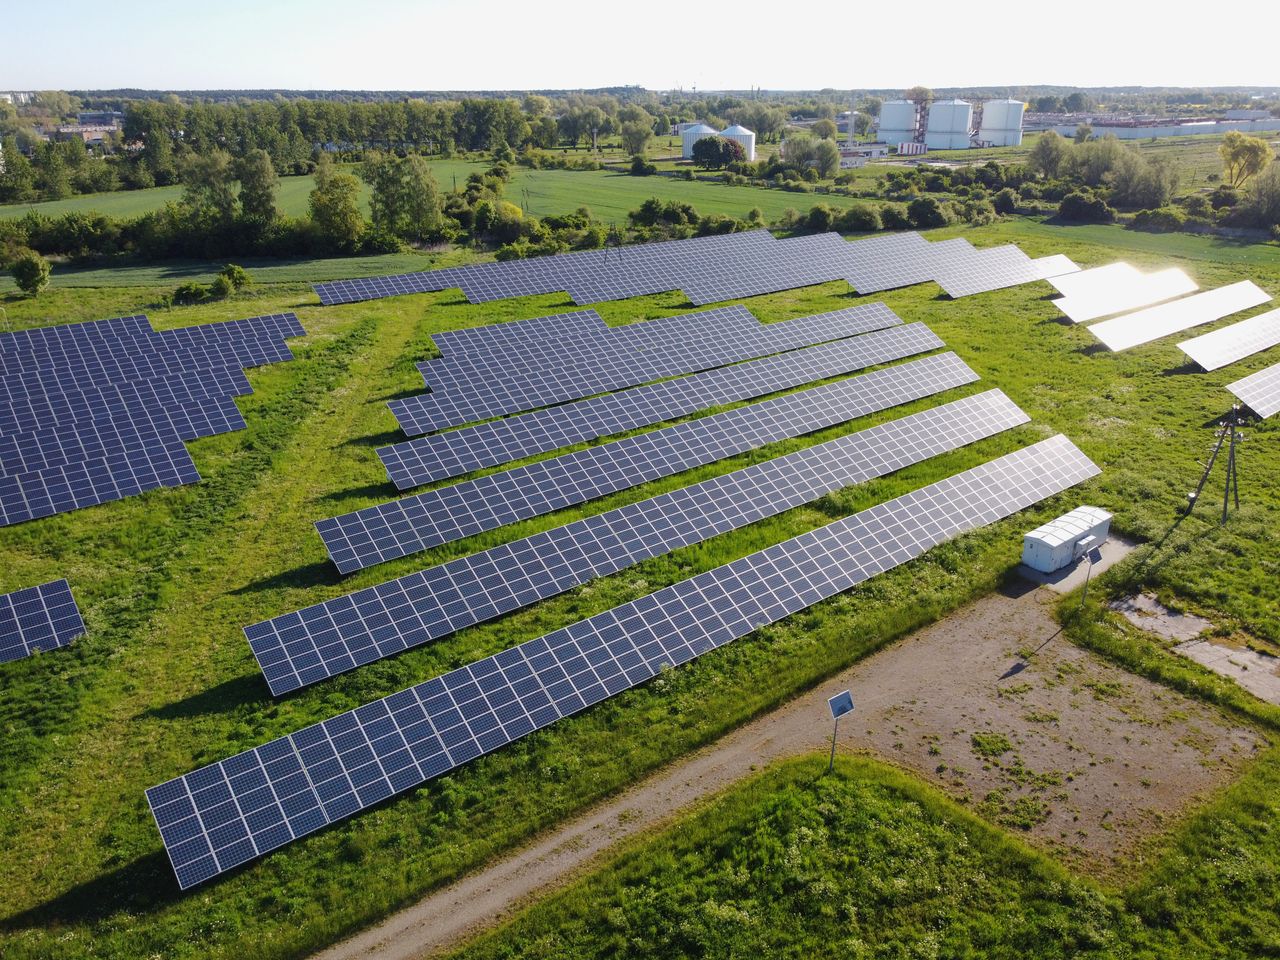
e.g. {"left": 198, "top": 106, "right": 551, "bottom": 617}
{"left": 379, "top": 322, "right": 938, "bottom": 488}
{"left": 151, "top": 435, "right": 1099, "bottom": 888}
{"left": 0, "top": 578, "right": 85, "bottom": 663}
{"left": 256, "top": 389, "right": 1028, "bottom": 693}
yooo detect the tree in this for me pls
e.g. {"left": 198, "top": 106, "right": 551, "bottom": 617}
{"left": 1028, "top": 130, "right": 1067, "bottom": 178}
{"left": 1074, "top": 123, "right": 1093, "bottom": 144}
{"left": 782, "top": 135, "right": 840, "bottom": 178}
{"left": 1064, "top": 92, "right": 1094, "bottom": 112}
{"left": 362, "top": 150, "right": 406, "bottom": 236}
{"left": 904, "top": 86, "right": 933, "bottom": 103}
{"left": 620, "top": 121, "right": 653, "bottom": 156}
{"left": 1240, "top": 164, "right": 1280, "bottom": 228}
{"left": 12, "top": 250, "right": 51, "bottom": 296}
{"left": 0, "top": 137, "right": 36, "bottom": 202}
{"left": 907, "top": 196, "right": 951, "bottom": 228}
{"left": 236, "top": 148, "right": 278, "bottom": 221}
{"left": 812, "top": 119, "right": 837, "bottom": 140}
{"left": 1220, "top": 131, "right": 1274, "bottom": 187}
{"left": 401, "top": 155, "right": 444, "bottom": 241}
{"left": 691, "top": 136, "right": 740, "bottom": 170}
{"left": 182, "top": 149, "right": 237, "bottom": 222}
{"left": 309, "top": 171, "right": 364, "bottom": 252}
{"left": 1057, "top": 192, "right": 1115, "bottom": 223}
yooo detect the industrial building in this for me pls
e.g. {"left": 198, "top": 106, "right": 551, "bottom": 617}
{"left": 878, "top": 100, "right": 923, "bottom": 145}
{"left": 1027, "top": 114, "right": 1280, "bottom": 141}
{"left": 977, "top": 98, "right": 1026, "bottom": 147}
{"left": 719, "top": 124, "right": 757, "bottom": 161}
{"left": 680, "top": 123, "right": 719, "bottom": 159}
{"left": 874, "top": 97, "right": 1028, "bottom": 152}
{"left": 924, "top": 99, "right": 973, "bottom": 150}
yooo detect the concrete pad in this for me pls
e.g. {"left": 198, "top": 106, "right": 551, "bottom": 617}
{"left": 1111, "top": 593, "right": 1214, "bottom": 642}
{"left": 1017, "top": 535, "right": 1138, "bottom": 594}
{"left": 1175, "top": 638, "right": 1280, "bottom": 706}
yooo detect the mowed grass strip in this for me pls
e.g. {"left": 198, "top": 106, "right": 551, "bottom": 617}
{"left": 0, "top": 221, "right": 1277, "bottom": 959}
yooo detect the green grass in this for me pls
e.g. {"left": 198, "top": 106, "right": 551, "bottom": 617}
{"left": 1, "top": 218, "right": 1279, "bottom": 958}
{"left": 449, "top": 749, "right": 1280, "bottom": 960}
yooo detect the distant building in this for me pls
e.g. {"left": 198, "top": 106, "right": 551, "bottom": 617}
{"left": 680, "top": 123, "right": 719, "bottom": 159}
{"left": 924, "top": 99, "right": 973, "bottom": 151}
{"left": 50, "top": 124, "right": 117, "bottom": 147}
{"left": 839, "top": 141, "right": 890, "bottom": 168}
{"left": 77, "top": 110, "right": 125, "bottom": 126}
{"left": 719, "top": 124, "right": 756, "bottom": 161}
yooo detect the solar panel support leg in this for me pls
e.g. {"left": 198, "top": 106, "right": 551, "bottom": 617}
{"left": 828, "top": 714, "right": 840, "bottom": 774}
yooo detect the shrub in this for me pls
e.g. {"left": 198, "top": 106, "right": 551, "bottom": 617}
{"left": 907, "top": 196, "right": 951, "bottom": 229}
{"left": 209, "top": 274, "right": 235, "bottom": 298}
{"left": 1209, "top": 185, "right": 1240, "bottom": 209}
{"left": 629, "top": 155, "right": 657, "bottom": 176}
{"left": 219, "top": 263, "right": 252, "bottom": 290}
{"left": 1057, "top": 192, "right": 1115, "bottom": 223}
{"left": 880, "top": 205, "right": 912, "bottom": 230}
{"left": 11, "top": 249, "right": 51, "bottom": 297}
{"left": 172, "top": 281, "right": 209, "bottom": 305}
{"left": 993, "top": 188, "right": 1018, "bottom": 215}
{"left": 1180, "top": 195, "right": 1213, "bottom": 218}
{"left": 805, "top": 204, "right": 835, "bottom": 232}
{"left": 1130, "top": 207, "right": 1186, "bottom": 232}
{"left": 836, "top": 204, "right": 881, "bottom": 233}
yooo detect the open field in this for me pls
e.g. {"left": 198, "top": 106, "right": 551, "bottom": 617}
{"left": 0, "top": 158, "right": 874, "bottom": 227}
{"left": 2, "top": 218, "right": 1280, "bottom": 959}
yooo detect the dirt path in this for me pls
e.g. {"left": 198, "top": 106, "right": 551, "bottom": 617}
{"left": 315, "top": 581, "right": 1261, "bottom": 960}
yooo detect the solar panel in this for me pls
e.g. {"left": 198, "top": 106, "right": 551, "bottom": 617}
{"left": 0, "top": 409, "right": 185, "bottom": 478}
{"left": 934, "top": 245, "right": 1044, "bottom": 298}
{"left": 843, "top": 237, "right": 973, "bottom": 294}
{"left": 1227, "top": 360, "right": 1280, "bottom": 418}
{"left": 1178, "top": 307, "right": 1280, "bottom": 371}
{"left": 1089, "top": 282, "right": 1273, "bottom": 352}
{"left": 391, "top": 304, "right": 905, "bottom": 436}
{"left": 379, "top": 322, "right": 939, "bottom": 488}
{"left": 319, "top": 352, "right": 980, "bottom": 570}
{"left": 0, "top": 315, "right": 154, "bottom": 352}
{"left": 1054, "top": 267, "right": 1198, "bottom": 324}
{"left": 150, "top": 434, "right": 1098, "bottom": 888}
{"left": 0, "top": 578, "right": 85, "bottom": 663}
{"left": 0, "top": 434, "right": 200, "bottom": 526}
{"left": 1031, "top": 255, "right": 1080, "bottom": 280}
{"left": 1048, "top": 262, "right": 1140, "bottom": 299}
{"left": 254, "top": 389, "right": 1028, "bottom": 693}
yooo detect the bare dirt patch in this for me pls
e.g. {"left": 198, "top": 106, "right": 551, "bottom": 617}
{"left": 315, "top": 583, "right": 1263, "bottom": 960}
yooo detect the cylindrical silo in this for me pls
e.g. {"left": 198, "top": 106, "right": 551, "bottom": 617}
{"left": 924, "top": 99, "right": 973, "bottom": 150}
{"left": 877, "top": 100, "right": 919, "bottom": 144}
{"left": 718, "top": 124, "right": 756, "bottom": 161}
{"left": 978, "top": 99, "right": 1025, "bottom": 147}
{"left": 681, "top": 123, "right": 720, "bottom": 159}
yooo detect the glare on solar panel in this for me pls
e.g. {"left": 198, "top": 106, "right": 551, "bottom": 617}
{"left": 1178, "top": 307, "right": 1280, "bottom": 371}
{"left": 1048, "top": 262, "right": 1140, "bottom": 299}
{"left": 1089, "top": 282, "right": 1272, "bottom": 352}
{"left": 150, "top": 434, "right": 1099, "bottom": 888}
{"left": 1054, "top": 268, "right": 1198, "bottom": 324}
{"left": 1226, "top": 360, "right": 1280, "bottom": 418}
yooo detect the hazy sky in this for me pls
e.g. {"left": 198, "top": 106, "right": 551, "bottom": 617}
{"left": 7, "top": 0, "right": 1279, "bottom": 92}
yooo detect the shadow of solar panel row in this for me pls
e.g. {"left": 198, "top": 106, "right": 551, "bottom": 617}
{"left": 322, "top": 350, "right": 978, "bottom": 572}
{"left": 379, "top": 322, "right": 941, "bottom": 488}
{"left": 391, "top": 303, "right": 904, "bottom": 436}
{"left": 0, "top": 578, "right": 85, "bottom": 664}
{"left": 1228, "top": 360, "right": 1280, "bottom": 418}
{"left": 256, "top": 389, "right": 1024, "bottom": 694}
{"left": 152, "top": 434, "right": 1098, "bottom": 888}
{"left": 0, "top": 313, "right": 303, "bottom": 525}
{"left": 410, "top": 304, "right": 901, "bottom": 436}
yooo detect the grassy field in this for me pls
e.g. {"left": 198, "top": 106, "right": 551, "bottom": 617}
{"left": 450, "top": 748, "right": 1280, "bottom": 959}
{"left": 1, "top": 219, "right": 1279, "bottom": 959}
{"left": 0, "top": 158, "right": 873, "bottom": 228}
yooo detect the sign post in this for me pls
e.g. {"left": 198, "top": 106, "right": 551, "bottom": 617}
{"left": 826, "top": 690, "right": 855, "bottom": 774}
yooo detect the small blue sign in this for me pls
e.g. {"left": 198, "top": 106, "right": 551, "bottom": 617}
{"left": 828, "top": 690, "right": 854, "bottom": 720}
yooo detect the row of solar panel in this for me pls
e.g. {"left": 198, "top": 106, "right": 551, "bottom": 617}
{"left": 0, "top": 314, "right": 304, "bottom": 526}
{"left": 389, "top": 303, "right": 904, "bottom": 437}
{"left": 1051, "top": 263, "right": 1280, "bottom": 418}
{"left": 313, "top": 229, "right": 1078, "bottom": 309}
{"left": 150, "top": 434, "right": 1100, "bottom": 888}
{"left": 0, "top": 579, "right": 84, "bottom": 664}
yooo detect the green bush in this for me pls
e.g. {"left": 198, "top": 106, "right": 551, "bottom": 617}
{"left": 1130, "top": 207, "right": 1186, "bottom": 232}
{"left": 219, "top": 263, "right": 252, "bottom": 290}
{"left": 172, "top": 280, "right": 209, "bottom": 305}
{"left": 880, "top": 205, "right": 912, "bottom": 230}
{"left": 993, "top": 188, "right": 1019, "bottom": 215}
{"left": 907, "top": 196, "right": 952, "bottom": 229}
{"left": 209, "top": 274, "right": 235, "bottom": 298}
{"left": 835, "top": 203, "right": 881, "bottom": 233}
{"left": 629, "top": 155, "right": 657, "bottom": 176}
{"left": 11, "top": 249, "right": 51, "bottom": 297}
{"left": 1057, "top": 191, "right": 1116, "bottom": 223}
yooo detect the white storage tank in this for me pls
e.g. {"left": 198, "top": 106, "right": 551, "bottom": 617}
{"left": 979, "top": 98, "right": 1025, "bottom": 147}
{"left": 1022, "top": 506, "right": 1112, "bottom": 574}
{"left": 681, "top": 123, "right": 720, "bottom": 159}
{"left": 924, "top": 99, "right": 973, "bottom": 150}
{"left": 719, "top": 124, "right": 756, "bottom": 161}
{"left": 878, "top": 100, "right": 919, "bottom": 144}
